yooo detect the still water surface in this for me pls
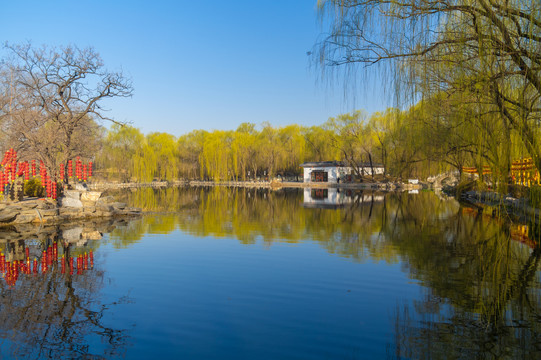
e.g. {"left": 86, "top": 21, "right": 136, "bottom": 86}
{"left": 0, "top": 187, "right": 539, "bottom": 359}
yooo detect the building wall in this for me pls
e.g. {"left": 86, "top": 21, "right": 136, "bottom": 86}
{"left": 302, "top": 165, "right": 384, "bottom": 182}
{"left": 303, "top": 166, "right": 349, "bottom": 183}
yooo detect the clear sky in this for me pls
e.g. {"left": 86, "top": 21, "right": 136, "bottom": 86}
{"left": 1, "top": 0, "right": 389, "bottom": 136}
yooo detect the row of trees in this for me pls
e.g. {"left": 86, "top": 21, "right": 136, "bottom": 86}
{"left": 96, "top": 108, "right": 460, "bottom": 183}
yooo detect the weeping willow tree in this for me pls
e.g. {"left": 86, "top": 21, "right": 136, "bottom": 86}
{"left": 98, "top": 124, "right": 156, "bottom": 182}
{"left": 315, "top": 0, "right": 541, "bottom": 190}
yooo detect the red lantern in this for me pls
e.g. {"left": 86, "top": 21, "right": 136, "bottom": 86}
{"left": 24, "top": 162, "right": 30, "bottom": 181}
{"left": 89, "top": 162, "right": 93, "bottom": 177}
{"left": 31, "top": 160, "right": 36, "bottom": 177}
{"left": 52, "top": 181, "right": 57, "bottom": 199}
{"left": 68, "top": 160, "right": 73, "bottom": 178}
{"left": 60, "top": 163, "right": 65, "bottom": 182}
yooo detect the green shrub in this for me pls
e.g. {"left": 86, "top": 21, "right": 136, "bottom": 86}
{"left": 24, "top": 178, "right": 45, "bottom": 198}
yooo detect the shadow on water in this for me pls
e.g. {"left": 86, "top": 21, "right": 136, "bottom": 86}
{"left": 0, "top": 219, "right": 134, "bottom": 359}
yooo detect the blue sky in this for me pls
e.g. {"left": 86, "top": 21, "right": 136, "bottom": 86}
{"left": 1, "top": 0, "right": 389, "bottom": 136}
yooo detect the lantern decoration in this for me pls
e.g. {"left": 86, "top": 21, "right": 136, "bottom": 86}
{"left": 52, "top": 181, "right": 57, "bottom": 200}
{"left": 60, "top": 163, "right": 65, "bottom": 182}
{"left": 24, "top": 162, "right": 30, "bottom": 181}
{"left": 75, "top": 157, "right": 81, "bottom": 180}
{"left": 68, "top": 160, "right": 73, "bottom": 178}
{"left": 31, "top": 160, "right": 36, "bottom": 177}
{"left": 83, "top": 164, "right": 87, "bottom": 181}
{"left": 88, "top": 162, "right": 93, "bottom": 178}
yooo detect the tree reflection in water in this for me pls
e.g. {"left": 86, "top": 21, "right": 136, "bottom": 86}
{"left": 109, "top": 186, "right": 540, "bottom": 357}
{"left": 0, "top": 221, "right": 132, "bottom": 359}
{"left": 386, "top": 197, "right": 541, "bottom": 359}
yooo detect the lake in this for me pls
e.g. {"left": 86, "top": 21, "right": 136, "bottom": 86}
{"left": 0, "top": 187, "right": 539, "bottom": 359}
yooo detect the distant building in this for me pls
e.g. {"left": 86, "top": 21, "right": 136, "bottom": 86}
{"left": 299, "top": 161, "right": 384, "bottom": 183}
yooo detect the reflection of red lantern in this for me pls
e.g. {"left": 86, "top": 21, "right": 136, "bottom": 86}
{"left": 33, "top": 258, "right": 38, "bottom": 274}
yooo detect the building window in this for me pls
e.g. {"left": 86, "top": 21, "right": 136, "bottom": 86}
{"left": 311, "top": 170, "right": 328, "bottom": 182}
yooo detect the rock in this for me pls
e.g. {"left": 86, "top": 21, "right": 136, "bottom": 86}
{"left": 39, "top": 208, "right": 60, "bottom": 217}
{"left": 83, "top": 207, "right": 97, "bottom": 214}
{"left": 96, "top": 196, "right": 115, "bottom": 205}
{"left": 111, "top": 202, "right": 127, "bottom": 210}
{"left": 97, "top": 204, "right": 115, "bottom": 212}
{"left": 13, "top": 214, "right": 39, "bottom": 224}
{"left": 19, "top": 201, "right": 38, "bottom": 209}
{"left": 64, "top": 190, "right": 81, "bottom": 200}
{"left": 60, "top": 197, "right": 83, "bottom": 208}
{"left": 0, "top": 212, "right": 17, "bottom": 223}
{"left": 74, "top": 183, "right": 88, "bottom": 191}
{"left": 81, "top": 191, "right": 101, "bottom": 202}
{"left": 37, "top": 200, "right": 56, "bottom": 210}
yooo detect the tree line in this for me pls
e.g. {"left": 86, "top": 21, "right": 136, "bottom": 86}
{"left": 95, "top": 108, "right": 463, "bottom": 183}
{"left": 2, "top": 0, "right": 540, "bottom": 191}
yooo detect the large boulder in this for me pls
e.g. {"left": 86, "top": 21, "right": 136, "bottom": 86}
{"left": 60, "top": 197, "right": 83, "bottom": 208}
{"left": 81, "top": 191, "right": 102, "bottom": 203}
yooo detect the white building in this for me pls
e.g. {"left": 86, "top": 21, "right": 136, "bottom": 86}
{"left": 299, "top": 161, "right": 384, "bottom": 183}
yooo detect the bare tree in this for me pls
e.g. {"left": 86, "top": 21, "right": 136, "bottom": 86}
{"left": 0, "top": 43, "right": 133, "bottom": 177}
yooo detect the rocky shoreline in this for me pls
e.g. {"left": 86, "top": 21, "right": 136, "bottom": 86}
{"left": 88, "top": 179, "right": 423, "bottom": 191}
{"left": 0, "top": 188, "right": 142, "bottom": 227}
{"left": 457, "top": 190, "right": 541, "bottom": 223}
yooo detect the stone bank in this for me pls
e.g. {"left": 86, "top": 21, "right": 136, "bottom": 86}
{"left": 0, "top": 189, "right": 142, "bottom": 226}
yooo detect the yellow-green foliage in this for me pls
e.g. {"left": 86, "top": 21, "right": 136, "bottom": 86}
{"left": 24, "top": 178, "right": 44, "bottom": 197}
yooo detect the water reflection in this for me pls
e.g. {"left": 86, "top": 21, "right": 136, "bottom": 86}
{"left": 302, "top": 187, "right": 384, "bottom": 209}
{"left": 109, "top": 186, "right": 540, "bottom": 357}
{"left": 0, "top": 220, "right": 133, "bottom": 359}
{"left": 1, "top": 187, "right": 539, "bottom": 358}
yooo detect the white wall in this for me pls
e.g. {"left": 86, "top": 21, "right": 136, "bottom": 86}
{"left": 303, "top": 165, "right": 383, "bottom": 182}
{"left": 303, "top": 166, "right": 349, "bottom": 183}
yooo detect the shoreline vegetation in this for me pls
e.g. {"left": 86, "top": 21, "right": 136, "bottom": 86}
{"left": 88, "top": 179, "right": 422, "bottom": 191}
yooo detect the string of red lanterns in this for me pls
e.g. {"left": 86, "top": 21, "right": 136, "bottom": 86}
{"left": 0, "top": 149, "right": 94, "bottom": 200}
